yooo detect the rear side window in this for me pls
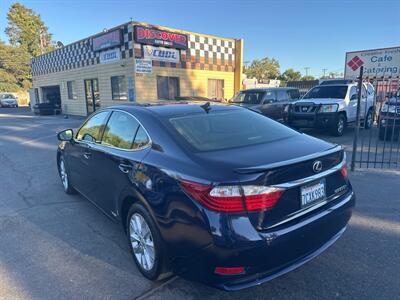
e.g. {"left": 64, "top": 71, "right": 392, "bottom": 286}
{"left": 102, "top": 111, "right": 139, "bottom": 149}
{"left": 132, "top": 127, "right": 150, "bottom": 149}
{"left": 76, "top": 111, "right": 109, "bottom": 143}
{"left": 288, "top": 89, "right": 300, "bottom": 99}
{"left": 276, "top": 90, "right": 288, "bottom": 101}
{"left": 168, "top": 109, "right": 297, "bottom": 152}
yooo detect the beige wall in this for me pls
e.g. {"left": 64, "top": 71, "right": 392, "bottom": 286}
{"left": 32, "top": 58, "right": 135, "bottom": 116}
{"left": 135, "top": 67, "right": 235, "bottom": 102}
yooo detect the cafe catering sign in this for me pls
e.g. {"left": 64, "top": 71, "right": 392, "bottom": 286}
{"left": 134, "top": 26, "right": 187, "bottom": 50}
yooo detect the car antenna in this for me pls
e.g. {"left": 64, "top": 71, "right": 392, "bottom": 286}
{"left": 200, "top": 102, "right": 211, "bottom": 113}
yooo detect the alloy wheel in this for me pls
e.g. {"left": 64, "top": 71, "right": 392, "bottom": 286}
{"left": 59, "top": 159, "right": 68, "bottom": 190}
{"left": 129, "top": 213, "right": 155, "bottom": 271}
{"left": 337, "top": 119, "right": 344, "bottom": 134}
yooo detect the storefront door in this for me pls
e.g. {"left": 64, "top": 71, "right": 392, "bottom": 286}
{"left": 208, "top": 79, "right": 224, "bottom": 100}
{"left": 157, "top": 76, "right": 180, "bottom": 100}
{"left": 84, "top": 79, "right": 100, "bottom": 115}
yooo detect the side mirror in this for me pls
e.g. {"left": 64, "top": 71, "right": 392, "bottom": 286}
{"left": 57, "top": 129, "right": 74, "bottom": 141}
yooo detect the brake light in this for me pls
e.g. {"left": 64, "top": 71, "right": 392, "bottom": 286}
{"left": 340, "top": 164, "right": 348, "bottom": 178}
{"left": 215, "top": 266, "right": 245, "bottom": 275}
{"left": 179, "top": 180, "right": 284, "bottom": 213}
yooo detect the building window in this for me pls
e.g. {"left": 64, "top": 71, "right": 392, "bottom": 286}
{"left": 157, "top": 76, "right": 180, "bottom": 100}
{"left": 208, "top": 79, "right": 224, "bottom": 100}
{"left": 67, "top": 81, "right": 77, "bottom": 99}
{"left": 111, "top": 76, "right": 128, "bottom": 101}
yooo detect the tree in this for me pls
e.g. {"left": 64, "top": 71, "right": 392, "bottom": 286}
{"left": 301, "top": 75, "right": 316, "bottom": 81}
{"left": 279, "top": 68, "right": 302, "bottom": 82}
{"left": 5, "top": 2, "right": 53, "bottom": 57}
{"left": 244, "top": 57, "right": 280, "bottom": 81}
{"left": 0, "top": 41, "right": 31, "bottom": 91}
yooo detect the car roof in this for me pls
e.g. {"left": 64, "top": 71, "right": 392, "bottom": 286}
{"left": 108, "top": 102, "right": 241, "bottom": 117}
{"left": 241, "top": 87, "right": 298, "bottom": 92}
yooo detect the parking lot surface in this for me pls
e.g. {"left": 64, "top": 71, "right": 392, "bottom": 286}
{"left": 0, "top": 108, "right": 399, "bottom": 300}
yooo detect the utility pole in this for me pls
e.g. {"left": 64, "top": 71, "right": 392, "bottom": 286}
{"left": 304, "top": 67, "right": 310, "bottom": 77}
{"left": 322, "top": 68, "right": 327, "bottom": 78}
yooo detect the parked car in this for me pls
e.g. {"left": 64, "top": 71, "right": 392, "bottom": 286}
{"left": 174, "top": 96, "right": 216, "bottom": 102}
{"left": 33, "top": 102, "right": 61, "bottom": 115}
{"left": 0, "top": 93, "right": 18, "bottom": 108}
{"left": 378, "top": 88, "right": 400, "bottom": 140}
{"left": 229, "top": 88, "right": 300, "bottom": 121}
{"left": 287, "top": 81, "right": 375, "bottom": 136}
{"left": 57, "top": 103, "right": 354, "bottom": 290}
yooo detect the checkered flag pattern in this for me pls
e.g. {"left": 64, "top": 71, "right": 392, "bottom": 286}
{"left": 347, "top": 56, "right": 364, "bottom": 71}
{"left": 32, "top": 24, "right": 134, "bottom": 76}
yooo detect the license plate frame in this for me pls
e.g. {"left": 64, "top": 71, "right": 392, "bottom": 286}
{"left": 300, "top": 178, "right": 326, "bottom": 208}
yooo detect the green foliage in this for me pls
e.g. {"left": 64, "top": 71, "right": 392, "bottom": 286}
{"left": 6, "top": 2, "right": 54, "bottom": 57}
{"left": 0, "top": 41, "right": 31, "bottom": 91}
{"left": 244, "top": 57, "right": 280, "bottom": 81}
{"left": 279, "top": 68, "right": 302, "bottom": 82}
{"left": 301, "top": 75, "right": 316, "bottom": 81}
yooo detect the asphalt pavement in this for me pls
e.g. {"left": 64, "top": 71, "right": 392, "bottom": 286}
{"left": 0, "top": 108, "right": 399, "bottom": 300}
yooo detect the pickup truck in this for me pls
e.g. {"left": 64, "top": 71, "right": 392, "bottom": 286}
{"left": 287, "top": 80, "right": 375, "bottom": 136}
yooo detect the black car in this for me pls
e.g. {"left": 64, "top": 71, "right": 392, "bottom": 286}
{"left": 57, "top": 103, "right": 354, "bottom": 290}
{"left": 379, "top": 89, "right": 400, "bottom": 140}
{"left": 33, "top": 102, "right": 61, "bottom": 115}
{"left": 230, "top": 88, "right": 300, "bottom": 121}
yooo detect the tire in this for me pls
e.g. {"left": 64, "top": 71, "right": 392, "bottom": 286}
{"left": 331, "top": 114, "right": 346, "bottom": 136}
{"left": 58, "top": 156, "right": 76, "bottom": 194}
{"left": 364, "top": 108, "right": 373, "bottom": 129}
{"left": 126, "top": 203, "right": 168, "bottom": 280}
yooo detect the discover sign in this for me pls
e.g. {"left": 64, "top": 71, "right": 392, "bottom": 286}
{"left": 345, "top": 46, "right": 400, "bottom": 79}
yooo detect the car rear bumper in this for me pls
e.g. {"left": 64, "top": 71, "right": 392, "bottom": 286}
{"left": 175, "top": 190, "right": 355, "bottom": 290}
{"left": 288, "top": 112, "right": 338, "bottom": 128}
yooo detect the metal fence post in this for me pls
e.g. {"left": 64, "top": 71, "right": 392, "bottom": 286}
{"left": 351, "top": 66, "right": 364, "bottom": 171}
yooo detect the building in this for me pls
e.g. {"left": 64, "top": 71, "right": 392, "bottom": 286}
{"left": 31, "top": 21, "right": 244, "bottom": 116}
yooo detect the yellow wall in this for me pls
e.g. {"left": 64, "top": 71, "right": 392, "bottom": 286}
{"left": 135, "top": 67, "right": 235, "bottom": 102}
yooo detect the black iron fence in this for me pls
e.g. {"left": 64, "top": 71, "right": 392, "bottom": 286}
{"left": 350, "top": 66, "right": 400, "bottom": 170}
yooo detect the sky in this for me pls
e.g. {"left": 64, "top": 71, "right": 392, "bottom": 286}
{"left": 1, "top": 0, "right": 399, "bottom": 78}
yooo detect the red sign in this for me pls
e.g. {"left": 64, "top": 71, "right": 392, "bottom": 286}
{"left": 134, "top": 26, "right": 187, "bottom": 49}
{"left": 347, "top": 55, "right": 364, "bottom": 71}
{"left": 92, "top": 30, "right": 122, "bottom": 52}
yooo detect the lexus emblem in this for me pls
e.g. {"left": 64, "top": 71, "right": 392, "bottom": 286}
{"left": 312, "top": 160, "right": 323, "bottom": 173}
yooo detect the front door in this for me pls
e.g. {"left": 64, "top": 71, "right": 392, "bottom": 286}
{"left": 208, "top": 79, "right": 224, "bottom": 100}
{"left": 84, "top": 79, "right": 100, "bottom": 115}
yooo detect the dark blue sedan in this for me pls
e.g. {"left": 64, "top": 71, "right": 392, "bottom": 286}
{"left": 56, "top": 103, "right": 354, "bottom": 290}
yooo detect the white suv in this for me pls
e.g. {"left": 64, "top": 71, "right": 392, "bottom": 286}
{"left": 287, "top": 80, "right": 374, "bottom": 136}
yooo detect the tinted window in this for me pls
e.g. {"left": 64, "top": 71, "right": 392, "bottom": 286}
{"left": 102, "top": 111, "right": 139, "bottom": 149}
{"left": 349, "top": 86, "right": 357, "bottom": 100}
{"left": 168, "top": 109, "right": 297, "bottom": 152}
{"left": 76, "top": 111, "right": 109, "bottom": 142}
{"left": 288, "top": 89, "right": 300, "bottom": 99}
{"left": 303, "top": 85, "right": 348, "bottom": 99}
{"left": 231, "top": 91, "right": 266, "bottom": 104}
{"left": 132, "top": 126, "right": 150, "bottom": 149}
{"left": 276, "top": 90, "right": 288, "bottom": 101}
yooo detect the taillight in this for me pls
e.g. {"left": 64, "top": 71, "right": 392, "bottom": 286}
{"left": 179, "top": 180, "right": 284, "bottom": 213}
{"left": 340, "top": 164, "right": 348, "bottom": 178}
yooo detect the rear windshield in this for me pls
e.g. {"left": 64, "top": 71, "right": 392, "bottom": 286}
{"left": 303, "top": 85, "right": 348, "bottom": 99}
{"left": 168, "top": 109, "right": 297, "bottom": 152}
{"left": 230, "top": 91, "right": 266, "bottom": 104}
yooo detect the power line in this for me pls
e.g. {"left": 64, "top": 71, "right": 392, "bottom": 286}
{"left": 322, "top": 68, "right": 328, "bottom": 78}
{"left": 304, "top": 67, "right": 310, "bottom": 76}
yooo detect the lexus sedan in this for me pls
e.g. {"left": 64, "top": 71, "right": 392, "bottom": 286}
{"left": 57, "top": 103, "right": 354, "bottom": 290}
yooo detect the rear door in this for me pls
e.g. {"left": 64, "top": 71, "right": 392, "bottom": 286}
{"left": 67, "top": 111, "right": 110, "bottom": 197}
{"left": 90, "top": 111, "right": 151, "bottom": 215}
{"left": 259, "top": 90, "right": 278, "bottom": 118}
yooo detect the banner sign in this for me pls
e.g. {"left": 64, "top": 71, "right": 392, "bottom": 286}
{"left": 93, "top": 30, "right": 122, "bottom": 52}
{"left": 135, "top": 59, "right": 152, "bottom": 74}
{"left": 134, "top": 26, "right": 187, "bottom": 49}
{"left": 99, "top": 49, "right": 121, "bottom": 64}
{"left": 345, "top": 46, "right": 400, "bottom": 79}
{"left": 143, "top": 45, "right": 180, "bottom": 63}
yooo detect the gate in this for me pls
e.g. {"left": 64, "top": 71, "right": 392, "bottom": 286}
{"left": 350, "top": 66, "right": 400, "bottom": 170}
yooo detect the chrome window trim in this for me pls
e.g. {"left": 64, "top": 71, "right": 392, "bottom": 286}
{"left": 234, "top": 145, "right": 343, "bottom": 174}
{"left": 272, "top": 152, "right": 346, "bottom": 189}
{"left": 75, "top": 108, "right": 152, "bottom": 152}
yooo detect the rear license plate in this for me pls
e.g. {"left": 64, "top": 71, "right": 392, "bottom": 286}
{"left": 301, "top": 179, "right": 326, "bottom": 208}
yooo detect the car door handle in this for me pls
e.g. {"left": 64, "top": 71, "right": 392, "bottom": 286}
{"left": 118, "top": 163, "right": 132, "bottom": 174}
{"left": 83, "top": 151, "right": 92, "bottom": 159}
